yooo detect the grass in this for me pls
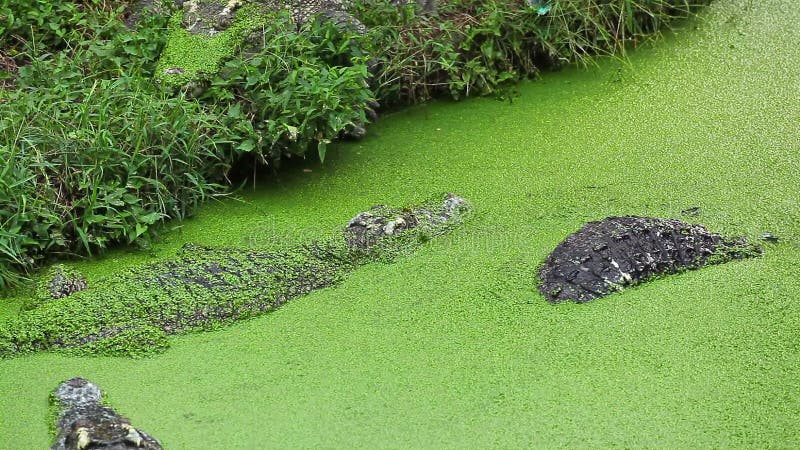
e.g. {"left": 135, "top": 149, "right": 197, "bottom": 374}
{"left": 0, "top": 0, "right": 799, "bottom": 447}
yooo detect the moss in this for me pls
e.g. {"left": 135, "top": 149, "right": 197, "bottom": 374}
{"left": 155, "top": 4, "right": 275, "bottom": 87}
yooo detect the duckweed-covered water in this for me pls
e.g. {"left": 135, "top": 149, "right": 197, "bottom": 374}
{"left": 1, "top": 0, "right": 798, "bottom": 447}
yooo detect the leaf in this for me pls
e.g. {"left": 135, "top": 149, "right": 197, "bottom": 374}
{"left": 123, "top": 44, "right": 140, "bottom": 56}
{"left": 285, "top": 125, "right": 299, "bottom": 142}
{"left": 75, "top": 226, "right": 92, "bottom": 255}
{"left": 133, "top": 223, "right": 148, "bottom": 241}
{"left": 237, "top": 139, "right": 256, "bottom": 152}
{"left": 85, "top": 214, "right": 109, "bottom": 224}
{"left": 139, "top": 211, "right": 162, "bottom": 224}
{"left": 122, "top": 193, "right": 139, "bottom": 204}
{"left": 527, "top": 0, "right": 552, "bottom": 15}
{"left": 228, "top": 102, "right": 242, "bottom": 119}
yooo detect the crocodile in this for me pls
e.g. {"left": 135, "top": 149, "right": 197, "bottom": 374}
{"left": 51, "top": 378, "right": 162, "bottom": 450}
{"left": 538, "top": 216, "right": 761, "bottom": 303}
{"left": 154, "top": 0, "right": 434, "bottom": 86}
{"left": 0, "top": 194, "right": 469, "bottom": 358}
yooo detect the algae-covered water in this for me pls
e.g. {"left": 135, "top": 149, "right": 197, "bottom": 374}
{"left": 1, "top": 0, "right": 798, "bottom": 447}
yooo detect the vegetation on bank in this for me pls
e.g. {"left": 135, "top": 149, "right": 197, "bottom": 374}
{"left": 0, "top": 0, "right": 709, "bottom": 289}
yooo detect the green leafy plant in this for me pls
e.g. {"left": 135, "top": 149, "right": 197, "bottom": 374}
{"left": 354, "top": 0, "right": 710, "bottom": 106}
{"left": 0, "top": 7, "right": 235, "bottom": 288}
{"left": 201, "top": 13, "right": 374, "bottom": 164}
{"left": 0, "top": 0, "right": 116, "bottom": 54}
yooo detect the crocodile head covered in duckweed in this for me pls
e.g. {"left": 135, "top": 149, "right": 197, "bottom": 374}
{"left": 155, "top": 0, "right": 434, "bottom": 87}
{"left": 155, "top": 1, "right": 275, "bottom": 88}
{"left": 155, "top": 0, "right": 369, "bottom": 87}
{"left": 0, "top": 194, "right": 469, "bottom": 359}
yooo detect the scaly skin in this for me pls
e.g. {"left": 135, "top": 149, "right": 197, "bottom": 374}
{"left": 538, "top": 216, "right": 761, "bottom": 303}
{"left": 51, "top": 378, "right": 162, "bottom": 450}
{"left": 0, "top": 194, "right": 469, "bottom": 358}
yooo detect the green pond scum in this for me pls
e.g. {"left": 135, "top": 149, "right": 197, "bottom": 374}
{"left": 1, "top": 0, "right": 799, "bottom": 447}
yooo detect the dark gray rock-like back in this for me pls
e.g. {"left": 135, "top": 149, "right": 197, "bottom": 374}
{"left": 538, "top": 216, "right": 761, "bottom": 303}
{"left": 52, "top": 378, "right": 161, "bottom": 450}
{"left": 41, "top": 265, "right": 87, "bottom": 300}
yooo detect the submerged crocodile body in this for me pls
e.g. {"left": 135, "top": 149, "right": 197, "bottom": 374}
{"left": 0, "top": 194, "right": 469, "bottom": 358}
{"left": 538, "top": 216, "right": 761, "bottom": 303}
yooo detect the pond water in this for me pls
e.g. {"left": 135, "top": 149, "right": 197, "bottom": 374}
{"left": 1, "top": 0, "right": 798, "bottom": 447}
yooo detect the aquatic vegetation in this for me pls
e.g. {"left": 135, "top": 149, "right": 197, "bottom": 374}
{"left": 0, "top": 0, "right": 797, "bottom": 447}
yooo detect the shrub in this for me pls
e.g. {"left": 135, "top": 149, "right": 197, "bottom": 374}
{"left": 0, "top": 8, "right": 376, "bottom": 287}
{"left": 355, "top": 0, "right": 710, "bottom": 106}
{"left": 0, "top": 74, "right": 235, "bottom": 288}
{"left": 200, "top": 14, "right": 374, "bottom": 163}
{"left": 0, "top": 8, "right": 237, "bottom": 288}
{"left": 0, "top": 0, "right": 117, "bottom": 55}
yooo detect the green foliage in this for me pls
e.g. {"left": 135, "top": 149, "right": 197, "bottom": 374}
{"left": 0, "top": 0, "right": 111, "bottom": 54}
{"left": 533, "top": 0, "right": 704, "bottom": 59}
{"left": 0, "top": 5, "right": 376, "bottom": 288}
{"left": 201, "top": 14, "right": 374, "bottom": 163}
{"left": 355, "top": 0, "right": 710, "bottom": 105}
{"left": 0, "top": 0, "right": 710, "bottom": 289}
{"left": 0, "top": 85, "right": 232, "bottom": 288}
{"left": 0, "top": 9, "right": 234, "bottom": 288}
